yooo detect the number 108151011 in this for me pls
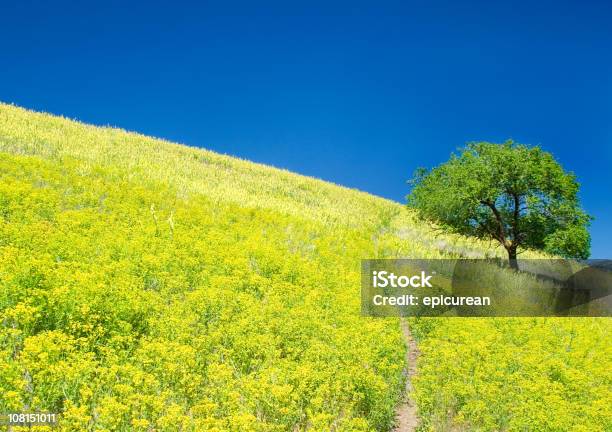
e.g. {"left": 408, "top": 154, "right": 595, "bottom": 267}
{"left": 2, "top": 412, "right": 58, "bottom": 426}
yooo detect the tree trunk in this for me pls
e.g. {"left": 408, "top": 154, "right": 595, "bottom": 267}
{"left": 507, "top": 246, "right": 518, "bottom": 270}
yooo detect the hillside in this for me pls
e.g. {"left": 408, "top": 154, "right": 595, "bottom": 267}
{"left": 0, "top": 103, "right": 610, "bottom": 431}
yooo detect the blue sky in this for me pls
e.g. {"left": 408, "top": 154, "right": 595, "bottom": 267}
{"left": 1, "top": 1, "right": 610, "bottom": 257}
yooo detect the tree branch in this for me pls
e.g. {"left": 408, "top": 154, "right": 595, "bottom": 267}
{"left": 511, "top": 191, "right": 521, "bottom": 248}
{"left": 480, "top": 199, "right": 508, "bottom": 247}
{"left": 477, "top": 220, "right": 502, "bottom": 243}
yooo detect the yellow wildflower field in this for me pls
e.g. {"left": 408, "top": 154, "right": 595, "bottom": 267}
{"left": 0, "top": 103, "right": 609, "bottom": 431}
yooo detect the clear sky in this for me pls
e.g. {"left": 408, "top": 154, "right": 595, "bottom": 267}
{"left": 1, "top": 1, "right": 610, "bottom": 257}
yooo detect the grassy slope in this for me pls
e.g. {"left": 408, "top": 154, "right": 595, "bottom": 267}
{"left": 0, "top": 103, "right": 610, "bottom": 431}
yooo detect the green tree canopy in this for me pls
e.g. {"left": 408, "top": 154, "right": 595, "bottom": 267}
{"left": 407, "top": 141, "right": 592, "bottom": 264}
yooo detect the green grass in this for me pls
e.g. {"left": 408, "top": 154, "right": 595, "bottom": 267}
{"left": 0, "top": 103, "right": 610, "bottom": 431}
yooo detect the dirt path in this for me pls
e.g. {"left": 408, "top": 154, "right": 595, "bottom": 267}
{"left": 393, "top": 319, "right": 420, "bottom": 431}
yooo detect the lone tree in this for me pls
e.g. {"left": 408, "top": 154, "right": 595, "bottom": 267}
{"left": 407, "top": 141, "right": 591, "bottom": 266}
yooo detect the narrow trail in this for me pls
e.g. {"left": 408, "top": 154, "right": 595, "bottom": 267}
{"left": 393, "top": 319, "right": 420, "bottom": 431}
